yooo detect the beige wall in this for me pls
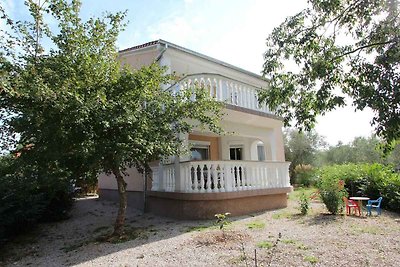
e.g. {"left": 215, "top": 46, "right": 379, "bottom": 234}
{"left": 98, "top": 167, "right": 150, "bottom": 191}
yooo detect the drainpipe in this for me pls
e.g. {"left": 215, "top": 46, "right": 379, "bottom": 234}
{"left": 155, "top": 42, "right": 168, "bottom": 62}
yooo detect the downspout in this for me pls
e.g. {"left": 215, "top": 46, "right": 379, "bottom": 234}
{"left": 155, "top": 42, "right": 168, "bottom": 62}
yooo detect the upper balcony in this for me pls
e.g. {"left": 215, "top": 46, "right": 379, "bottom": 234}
{"left": 170, "top": 73, "right": 274, "bottom": 116}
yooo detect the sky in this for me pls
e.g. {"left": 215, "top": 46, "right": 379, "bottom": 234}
{"left": 1, "top": 0, "right": 375, "bottom": 145}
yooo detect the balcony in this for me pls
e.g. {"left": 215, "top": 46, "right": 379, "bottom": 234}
{"left": 150, "top": 160, "right": 290, "bottom": 193}
{"left": 170, "top": 73, "right": 273, "bottom": 116}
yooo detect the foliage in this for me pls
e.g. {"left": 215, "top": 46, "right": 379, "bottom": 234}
{"left": 317, "top": 176, "right": 347, "bottom": 214}
{"left": 0, "top": 155, "right": 74, "bottom": 244}
{"left": 284, "top": 128, "right": 326, "bottom": 183}
{"left": 317, "top": 163, "right": 400, "bottom": 212}
{"left": 261, "top": 0, "right": 400, "bottom": 149}
{"left": 315, "top": 135, "right": 385, "bottom": 166}
{"left": 299, "top": 191, "right": 310, "bottom": 215}
{"left": 214, "top": 212, "right": 231, "bottom": 230}
{"left": 0, "top": 0, "right": 223, "bottom": 236}
{"left": 294, "top": 164, "right": 316, "bottom": 187}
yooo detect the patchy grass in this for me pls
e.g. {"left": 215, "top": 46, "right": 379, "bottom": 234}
{"left": 95, "top": 226, "right": 149, "bottom": 244}
{"left": 272, "top": 210, "right": 292, "bottom": 220}
{"left": 304, "top": 255, "right": 318, "bottom": 264}
{"left": 288, "top": 187, "right": 318, "bottom": 201}
{"left": 184, "top": 225, "right": 214, "bottom": 232}
{"left": 296, "top": 243, "right": 309, "bottom": 250}
{"left": 350, "top": 225, "right": 383, "bottom": 235}
{"left": 281, "top": 239, "right": 296, "bottom": 244}
{"left": 246, "top": 221, "right": 265, "bottom": 230}
{"left": 257, "top": 241, "right": 273, "bottom": 249}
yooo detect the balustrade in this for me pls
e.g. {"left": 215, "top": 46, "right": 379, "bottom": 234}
{"left": 151, "top": 160, "right": 290, "bottom": 193}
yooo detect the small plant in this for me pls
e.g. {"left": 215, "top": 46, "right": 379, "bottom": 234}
{"left": 246, "top": 221, "right": 265, "bottom": 229}
{"left": 304, "top": 255, "right": 318, "bottom": 264}
{"left": 257, "top": 241, "right": 273, "bottom": 249}
{"left": 299, "top": 192, "right": 310, "bottom": 215}
{"left": 215, "top": 212, "right": 231, "bottom": 230}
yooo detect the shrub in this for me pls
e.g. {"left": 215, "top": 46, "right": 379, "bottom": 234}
{"left": 318, "top": 163, "right": 400, "bottom": 213}
{"left": 0, "top": 156, "right": 74, "bottom": 243}
{"left": 299, "top": 192, "right": 310, "bottom": 215}
{"left": 317, "top": 173, "right": 347, "bottom": 214}
{"left": 294, "top": 164, "right": 316, "bottom": 187}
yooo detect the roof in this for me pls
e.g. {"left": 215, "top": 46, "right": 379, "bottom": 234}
{"left": 119, "top": 39, "right": 265, "bottom": 80}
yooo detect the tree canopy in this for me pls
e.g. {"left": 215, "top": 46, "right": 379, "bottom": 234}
{"left": 261, "top": 0, "right": 400, "bottom": 150}
{"left": 0, "top": 0, "right": 223, "bottom": 236}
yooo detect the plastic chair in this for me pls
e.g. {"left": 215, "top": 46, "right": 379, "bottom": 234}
{"left": 367, "top": 197, "right": 383, "bottom": 216}
{"left": 344, "top": 197, "right": 361, "bottom": 216}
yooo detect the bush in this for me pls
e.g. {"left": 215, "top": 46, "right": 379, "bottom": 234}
{"left": 317, "top": 163, "right": 400, "bottom": 213}
{"left": 294, "top": 164, "right": 316, "bottom": 187}
{"left": 299, "top": 192, "right": 310, "bottom": 215}
{"left": 317, "top": 175, "right": 347, "bottom": 214}
{"left": 0, "top": 156, "right": 74, "bottom": 244}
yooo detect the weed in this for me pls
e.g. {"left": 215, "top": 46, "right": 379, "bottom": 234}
{"left": 296, "top": 243, "right": 309, "bottom": 250}
{"left": 304, "top": 255, "right": 318, "bottom": 264}
{"left": 281, "top": 239, "right": 296, "bottom": 244}
{"left": 257, "top": 241, "right": 273, "bottom": 249}
{"left": 246, "top": 221, "right": 265, "bottom": 230}
{"left": 184, "top": 225, "right": 213, "bottom": 232}
{"left": 272, "top": 211, "right": 292, "bottom": 219}
{"left": 299, "top": 192, "right": 310, "bottom": 215}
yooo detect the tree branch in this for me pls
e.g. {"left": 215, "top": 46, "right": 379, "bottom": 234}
{"left": 332, "top": 39, "right": 398, "bottom": 61}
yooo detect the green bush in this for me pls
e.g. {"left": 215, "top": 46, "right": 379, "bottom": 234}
{"left": 299, "top": 192, "right": 310, "bottom": 215}
{"left": 316, "top": 174, "right": 347, "bottom": 214}
{"left": 317, "top": 163, "right": 400, "bottom": 213}
{"left": 0, "top": 156, "right": 74, "bottom": 243}
{"left": 294, "top": 164, "right": 317, "bottom": 187}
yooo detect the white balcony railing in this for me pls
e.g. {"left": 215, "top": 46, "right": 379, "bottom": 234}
{"left": 151, "top": 160, "right": 290, "bottom": 193}
{"left": 170, "top": 73, "right": 273, "bottom": 115}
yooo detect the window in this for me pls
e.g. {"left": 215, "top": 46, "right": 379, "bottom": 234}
{"left": 257, "top": 145, "right": 265, "bottom": 161}
{"left": 190, "top": 145, "right": 210, "bottom": 160}
{"left": 230, "top": 146, "right": 242, "bottom": 160}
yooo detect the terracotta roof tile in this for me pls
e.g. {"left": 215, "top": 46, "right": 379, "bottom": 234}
{"left": 119, "top": 40, "right": 159, "bottom": 53}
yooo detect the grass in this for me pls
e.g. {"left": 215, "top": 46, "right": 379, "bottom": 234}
{"left": 246, "top": 221, "right": 265, "bottom": 230}
{"left": 272, "top": 210, "right": 292, "bottom": 220}
{"left": 257, "top": 241, "right": 273, "bottom": 249}
{"left": 281, "top": 239, "right": 296, "bottom": 244}
{"left": 289, "top": 187, "right": 318, "bottom": 201}
{"left": 304, "top": 255, "right": 318, "bottom": 264}
{"left": 184, "top": 225, "right": 214, "bottom": 232}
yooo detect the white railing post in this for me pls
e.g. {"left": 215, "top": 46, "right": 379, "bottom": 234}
{"left": 150, "top": 166, "right": 159, "bottom": 191}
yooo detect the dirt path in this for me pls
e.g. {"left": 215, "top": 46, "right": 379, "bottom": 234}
{"left": 1, "top": 195, "right": 400, "bottom": 266}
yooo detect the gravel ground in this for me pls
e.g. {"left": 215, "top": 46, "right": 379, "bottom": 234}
{"left": 1, "top": 194, "right": 400, "bottom": 267}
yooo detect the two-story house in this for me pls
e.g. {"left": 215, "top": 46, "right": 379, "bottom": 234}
{"left": 98, "top": 40, "right": 291, "bottom": 219}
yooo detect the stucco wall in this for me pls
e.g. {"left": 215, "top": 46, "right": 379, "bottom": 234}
{"left": 98, "top": 167, "right": 150, "bottom": 191}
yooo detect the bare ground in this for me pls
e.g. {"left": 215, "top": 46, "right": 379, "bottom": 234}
{"left": 1, "top": 193, "right": 400, "bottom": 267}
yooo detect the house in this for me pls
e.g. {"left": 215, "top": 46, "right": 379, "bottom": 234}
{"left": 98, "top": 40, "right": 292, "bottom": 219}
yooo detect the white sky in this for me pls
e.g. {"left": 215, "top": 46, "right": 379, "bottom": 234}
{"left": 2, "top": 0, "right": 376, "bottom": 145}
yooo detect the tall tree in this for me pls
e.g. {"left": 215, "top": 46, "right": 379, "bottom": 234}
{"left": 261, "top": 0, "right": 400, "bottom": 151}
{"left": 0, "top": 0, "right": 223, "bottom": 236}
{"left": 283, "top": 128, "right": 326, "bottom": 182}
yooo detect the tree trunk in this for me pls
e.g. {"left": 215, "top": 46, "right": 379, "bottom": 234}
{"left": 112, "top": 167, "right": 127, "bottom": 236}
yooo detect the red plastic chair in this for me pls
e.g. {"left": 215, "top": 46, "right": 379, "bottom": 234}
{"left": 344, "top": 197, "right": 361, "bottom": 216}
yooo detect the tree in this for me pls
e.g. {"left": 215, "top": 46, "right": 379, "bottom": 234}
{"left": 283, "top": 128, "right": 326, "bottom": 183}
{"left": 0, "top": 0, "right": 223, "bottom": 236}
{"left": 261, "top": 0, "right": 400, "bottom": 150}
